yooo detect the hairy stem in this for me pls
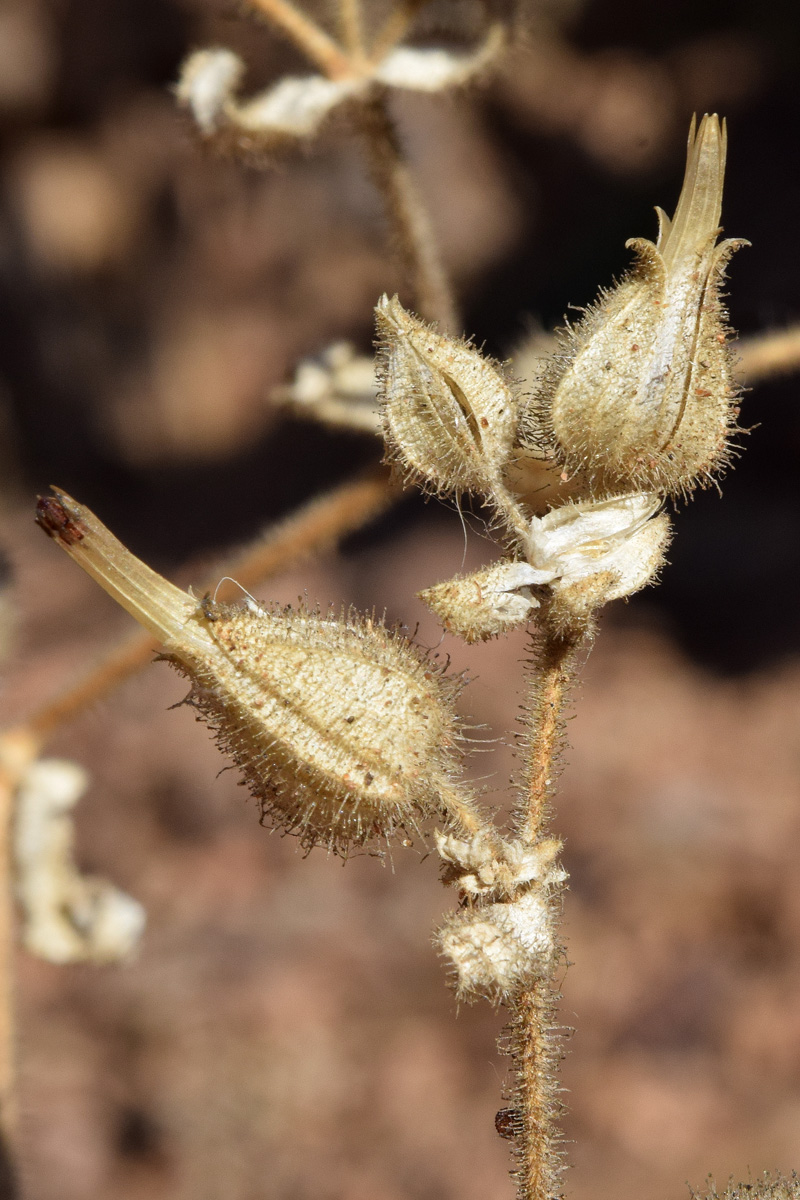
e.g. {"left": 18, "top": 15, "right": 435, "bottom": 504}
{"left": 508, "top": 979, "right": 563, "bottom": 1200}
{"left": 520, "top": 629, "right": 580, "bottom": 845}
{"left": 357, "top": 90, "right": 458, "bottom": 333}
{"left": 247, "top": 0, "right": 353, "bottom": 78}
{"left": 508, "top": 624, "right": 582, "bottom": 1200}
{"left": 22, "top": 468, "right": 398, "bottom": 744}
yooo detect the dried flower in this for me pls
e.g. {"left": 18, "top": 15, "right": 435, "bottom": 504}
{"left": 436, "top": 830, "right": 564, "bottom": 899}
{"left": 35, "top": 490, "right": 478, "bottom": 854}
{"left": 273, "top": 341, "right": 380, "bottom": 434}
{"left": 177, "top": 26, "right": 503, "bottom": 147}
{"left": 520, "top": 114, "right": 748, "bottom": 496}
{"left": 436, "top": 888, "right": 561, "bottom": 1003}
{"left": 14, "top": 758, "right": 145, "bottom": 964}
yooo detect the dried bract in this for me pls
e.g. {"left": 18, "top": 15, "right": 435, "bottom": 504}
{"left": 176, "top": 27, "right": 504, "bottom": 146}
{"left": 436, "top": 830, "right": 564, "bottom": 899}
{"left": 525, "top": 492, "right": 670, "bottom": 610}
{"left": 420, "top": 561, "right": 542, "bottom": 642}
{"left": 520, "top": 114, "right": 747, "bottom": 495}
{"left": 436, "top": 889, "right": 560, "bottom": 1003}
{"left": 36, "top": 491, "right": 475, "bottom": 854}
{"left": 14, "top": 759, "right": 145, "bottom": 964}
{"left": 376, "top": 294, "right": 516, "bottom": 499}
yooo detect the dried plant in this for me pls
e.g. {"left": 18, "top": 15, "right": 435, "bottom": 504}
{"left": 2, "top": 1, "right": 800, "bottom": 1197}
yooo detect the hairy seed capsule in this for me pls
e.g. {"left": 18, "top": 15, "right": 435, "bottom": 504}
{"left": 520, "top": 114, "right": 747, "bottom": 496}
{"left": 376, "top": 294, "right": 516, "bottom": 499}
{"left": 35, "top": 490, "right": 475, "bottom": 855}
{"left": 419, "top": 561, "right": 542, "bottom": 643}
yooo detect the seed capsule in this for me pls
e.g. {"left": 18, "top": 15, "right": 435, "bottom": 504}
{"left": 520, "top": 114, "right": 747, "bottom": 496}
{"left": 36, "top": 491, "right": 476, "bottom": 854}
{"left": 419, "top": 561, "right": 542, "bottom": 643}
{"left": 376, "top": 294, "right": 516, "bottom": 500}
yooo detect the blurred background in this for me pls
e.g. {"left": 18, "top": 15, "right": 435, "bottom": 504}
{"left": 2, "top": 0, "right": 800, "bottom": 1196}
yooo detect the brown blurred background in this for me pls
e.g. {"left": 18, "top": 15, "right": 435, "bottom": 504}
{"left": 2, "top": 0, "right": 800, "bottom": 1197}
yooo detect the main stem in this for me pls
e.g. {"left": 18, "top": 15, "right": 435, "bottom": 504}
{"left": 357, "top": 90, "right": 459, "bottom": 333}
{"left": 511, "top": 625, "right": 582, "bottom": 1200}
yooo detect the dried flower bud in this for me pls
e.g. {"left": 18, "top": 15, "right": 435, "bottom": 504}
{"left": 525, "top": 493, "right": 670, "bottom": 615}
{"left": 435, "top": 889, "right": 560, "bottom": 1003}
{"left": 521, "top": 114, "right": 747, "bottom": 496}
{"left": 436, "top": 830, "right": 564, "bottom": 899}
{"left": 376, "top": 294, "right": 517, "bottom": 500}
{"left": 420, "top": 561, "right": 542, "bottom": 642}
{"left": 36, "top": 491, "right": 476, "bottom": 854}
{"left": 14, "top": 758, "right": 146, "bottom": 964}
{"left": 273, "top": 342, "right": 380, "bottom": 434}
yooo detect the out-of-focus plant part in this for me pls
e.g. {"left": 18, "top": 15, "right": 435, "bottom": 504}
{"left": 177, "top": 28, "right": 503, "bottom": 144}
{"left": 174, "top": 0, "right": 508, "bottom": 332}
{"left": 14, "top": 759, "right": 145, "bottom": 964}
{"left": 273, "top": 342, "right": 380, "bottom": 433}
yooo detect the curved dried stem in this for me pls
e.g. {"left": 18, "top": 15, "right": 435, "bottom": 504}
{"left": 356, "top": 90, "right": 458, "bottom": 333}
{"left": 739, "top": 324, "right": 800, "bottom": 383}
{"left": 20, "top": 467, "right": 398, "bottom": 745}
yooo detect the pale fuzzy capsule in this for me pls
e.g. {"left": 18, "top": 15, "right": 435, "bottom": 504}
{"left": 177, "top": 601, "right": 468, "bottom": 853}
{"left": 435, "top": 888, "right": 560, "bottom": 1003}
{"left": 419, "top": 561, "right": 542, "bottom": 643}
{"left": 520, "top": 114, "right": 747, "bottom": 496}
{"left": 376, "top": 294, "right": 517, "bottom": 499}
{"left": 35, "top": 491, "right": 473, "bottom": 856}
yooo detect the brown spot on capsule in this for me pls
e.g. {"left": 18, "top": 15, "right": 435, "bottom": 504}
{"left": 35, "top": 496, "right": 86, "bottom": 546}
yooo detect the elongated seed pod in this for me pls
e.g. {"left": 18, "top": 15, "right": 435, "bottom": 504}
{"left": 35, "top": 490, "right": 480, "bottom": 854}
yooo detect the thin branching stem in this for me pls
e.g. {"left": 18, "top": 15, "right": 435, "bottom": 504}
{"left": 18, "top": 468, "right": 398, "bottom": 745}
{"left": 247, "top": 0, "right": 354, "bottom": 78}
{"left": 369, "top": 0, "right": 426, "bottom": 65}
{"left": 356, "top": 89, "right": 459, "bottom": 333}
{"left": 337, "top": 0, "right": 366, "bottom": 60}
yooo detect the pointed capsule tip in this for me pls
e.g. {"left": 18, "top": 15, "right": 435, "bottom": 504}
{"left": 660, "top": 113, "right": 728, "bottom": 270}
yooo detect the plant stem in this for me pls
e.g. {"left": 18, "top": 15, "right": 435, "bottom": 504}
{"left": 509, "top": 980, "right": 563, "bottom": 1200}
{"left": 247, "top": 0, "right": 353, "bottom": 79}
{"left": 508, "top": 624, "right": 582, "bottom": 1200}
{"left": 337, "top": 0, "right": 366, "bottom": 60}
{"left": 357, "top": 90, "right": 458, "bottom": 333}
{"left": 369, "top": 0, "right": 426, "bottom": 64}
{"left": 21, "top": 468, "right": 398, "bottom": 744}
{"left": 738, "top": 323, "right": 800, "bottom": 382}
{"left": 520, "top": 629, "right": 579, "bottom": 845}
{"left": 0, "top": 730, "right": 36, "bottom": 1200}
